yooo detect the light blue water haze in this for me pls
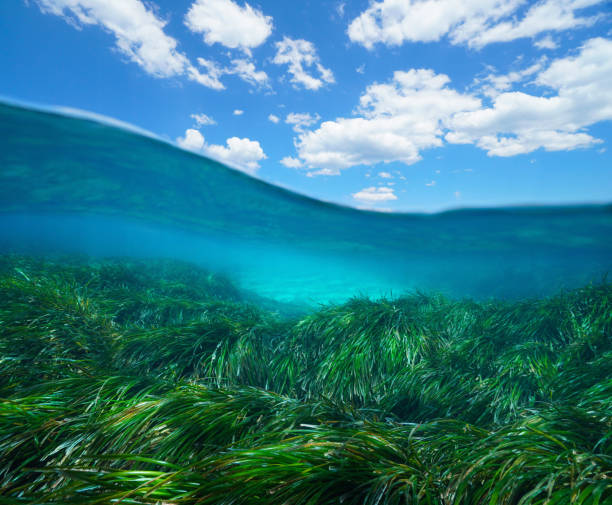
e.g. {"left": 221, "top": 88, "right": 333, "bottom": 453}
{"left": 1, "top": 102, "right": 610, "bottom": 305}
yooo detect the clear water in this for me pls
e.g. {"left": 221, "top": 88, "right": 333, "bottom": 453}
{"left": 1, "top": 101, "right": 610, "bottom": 306}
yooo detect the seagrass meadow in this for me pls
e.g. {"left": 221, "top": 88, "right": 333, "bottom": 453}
{"left": 0, "top": 254, "right": 610, "bottom": 504}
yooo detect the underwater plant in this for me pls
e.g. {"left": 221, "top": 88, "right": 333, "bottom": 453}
{"left": 0, "top": 254, "right": 610, "bottom": 504}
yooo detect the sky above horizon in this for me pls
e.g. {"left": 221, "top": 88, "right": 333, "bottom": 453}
{"left": 1, "top": 0, "right": 611, "bottom": 212}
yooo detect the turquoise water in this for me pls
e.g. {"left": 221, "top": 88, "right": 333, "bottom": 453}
{"left": 0, "top": 101, "right": 610, "bottom": 305}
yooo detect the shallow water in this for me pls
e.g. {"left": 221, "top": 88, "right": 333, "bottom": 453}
{"left": 1, "top": 101, "right": 611, "bottom": 305}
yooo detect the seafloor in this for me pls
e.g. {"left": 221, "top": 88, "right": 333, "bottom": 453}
{"left": 1, "top": 254, "right": 610, "bottom": 504}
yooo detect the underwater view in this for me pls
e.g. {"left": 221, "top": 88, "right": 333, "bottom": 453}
{"left": 1, "top": 101, "right": 611, "bottom": 504}
{"left": 2, "top": 102, "right": 611, "bottom": 305}
{"left": 1, "top": 0, "right": 612, "bottom": 503}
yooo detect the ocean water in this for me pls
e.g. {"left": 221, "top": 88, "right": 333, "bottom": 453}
{"left": 1, "top": 100, "right": 611, "bottom": 306}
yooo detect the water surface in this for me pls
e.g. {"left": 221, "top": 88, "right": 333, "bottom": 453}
{"left": 1, "top": 101, "right": 610, "bottom": 304}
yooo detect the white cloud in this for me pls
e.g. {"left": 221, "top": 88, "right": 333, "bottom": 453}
{"left": 285, "top": 112, "right": 321, "bottom": 132}
{"left": 280, "top": 156, "right": 303, "bottom": 168}
{"left": 425, "top": 180, "right": 436, "bottom": 186}
{"left": 185, "top": 0, "right": 273, "bottom": 52}
{"left": 177, "top": 128, "right": 206, "bottom": 151}
{"left": 206, "top": 137, "right": 266, "bottom": 174}
{"left": 352, "top": 186, "right": 397, "bottom": 202}
{"left": 307, "top": 168, "right": 341, "bottom": 177}
{"left": 295, "top": 69, "right": 480, "bottom": 170}
{"left": 348, "top": 0, "right": 516, "bottom": 48}
{"left": 535, "top": 35, "right": 559, "bottom": 50}
{"left": 378, "top": 171, "right": 393, "bottom": 178}
{"left": 356, "top": 64, "right": 365, "bottom": 74}
{"left": 233, "top": 109, "right": 244, "bottom": 115}
{"left": 467, "top": 0, "right": 604, "bottom": 48}
{"left": 290, "top": 38, "right": 612, "bottom": 171}
{"left": 227, "top": 58, "right": 269, "bottom": 86}
{"left": 191, "top": 57, "right": 225, "bottom": 89}
{"left": 268, "top": 114, "right": 280, "bottom": 123}
{"left": 273, "top": 37, "right": 335, "bottom": 90}
{"left": 536, "top": 36, "right": 611, "bottom": 93}
{"left": 478, "top": 60, "right": 546, "bottom": 97}
{"left": 191, "top": 113, "right": 216, "bottom": 126}
{"left": 191, "top": 56, "right": 268, "bottom": 89}
{"left": 36, "top": 0, "right": 183, "bottom": 78}
{"left": 466, "top": 130, "right": 597, "bottom": 156}
{"left": 347, "top": 0, "right": 605, "bottom": 49}
{"left": 35, "top": 0, "right": 225, "bottom": 89}
{"left": 177, "top": 129, "right": 266, "bottom": 174}
{"left": 447, "top": 37, "right": 612, "bottom": 156}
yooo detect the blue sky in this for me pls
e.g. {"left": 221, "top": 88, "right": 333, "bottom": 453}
{"left": 1, "top": 0, "right": 611, "bottom": 212}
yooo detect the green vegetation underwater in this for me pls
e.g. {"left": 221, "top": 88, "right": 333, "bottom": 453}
{"left": 0, "top": 100, "right": 611, "bottom": 504}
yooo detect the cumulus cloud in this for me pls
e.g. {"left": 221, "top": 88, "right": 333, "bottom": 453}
{"left": 535, "top": 35, "right": 559, "bottom": 50}
{"left": 285, "top": 112, "right": 321, "bottom": 132}
{"left": 352, "top": 186, "right": 397, "bottom": 202}
{"left": 185, "top": 0, "right": 272, "bottom": 52}
{"left": 348, "top": 0, "right": 605, "bottom": 49}
{"left": 478, "top": 60, "right": 546, "bottom": 97}
{"left": 268, "top": 114, "right": 280, "bottom": 123}
{"left": 233, "top": 109, "right": 244, "bottom": 115}
{"left": 177, "top": 129, "right": 266, "bottom": 174}
{"left": 177, "top": 128, "right": 206, "bottom": 151}
{"left": 190, "top": 57, "right": 225, "bottom": 89}
{"left": 378, "top": 171, "right": 393, "bottom": 178}
{"left": 465, "top": 130, "right": 597, "bottom": 156}
{"left": 192, "top": 56, "right": 268, "bottom": 89}
{"left": 467, "top": 0, "right": 604, "bottom": 48}
{"left": 35, "top": 0, "right": 227, "bottom": 89}
{"left": 447, "top": 37, "right": 612, "bottom": 156}
{"left": 295, "top": 69, "right": 480, "bottom": 170}
{"left": 280, "top": 156, "right": 303, "bottom": 168}
{"left": 227, "top": 58, "right": 269, "bottom": 86}
{"left": 273, "top": 37, "right": 335, "bottom": 90}
{"left": 292, "top": 38, "right": 612, "bottom": 171}
{"left": 307, "top": 168, "right": 341, "bottom": 177}
{"left": 191, "top": 113, "right": 216, "bottom": 126}
{"left": 206, "top": 137, "right": 267, "bottom": 174}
